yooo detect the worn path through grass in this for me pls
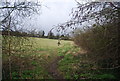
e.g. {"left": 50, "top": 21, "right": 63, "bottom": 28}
{"left": 30, "top": 38, "right": 73, "bottom": 79}
{"left": 3, "top": 36, "right": 117, "bottom": 79}
{"left": 47, "top": 56, "right": 64, "bottom": 79}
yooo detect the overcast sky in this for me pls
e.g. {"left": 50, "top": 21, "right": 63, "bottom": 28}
{"left": 23, "top": 0, "right": 77, "bottom": 34}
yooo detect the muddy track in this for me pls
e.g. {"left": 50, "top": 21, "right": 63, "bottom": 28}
{"left": 47, "top": 56, "right": 64, "bottom": 79}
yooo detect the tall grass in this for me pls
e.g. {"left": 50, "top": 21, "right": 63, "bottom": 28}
{"left": 2, "top": 35, "right": 33, "bottom": 79}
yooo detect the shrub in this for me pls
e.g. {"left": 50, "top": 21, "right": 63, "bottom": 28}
{"left": 73, "top": 23, "right": 119, "bottom": 69}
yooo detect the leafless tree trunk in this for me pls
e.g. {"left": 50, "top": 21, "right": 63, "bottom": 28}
{"left": 8, "top": 16, "right": 12, "bottom": 79}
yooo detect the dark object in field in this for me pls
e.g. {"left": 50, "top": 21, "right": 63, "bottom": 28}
{"left": 58, "top": 41, "right": 61, "bottom": 46}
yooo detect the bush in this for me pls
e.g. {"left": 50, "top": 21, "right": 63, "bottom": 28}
{"left": 73, "top": 24, "right": 119, "bottom": 69}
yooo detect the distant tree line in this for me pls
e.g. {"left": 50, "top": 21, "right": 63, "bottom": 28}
{"left": 2, "top": 28, "right": 71, "bottom": 40}
{"left": 47, "top": 30, "right": 70, "bottom": 40}
{"left": 2, "top": 29, "right": 44, "bottom": 37}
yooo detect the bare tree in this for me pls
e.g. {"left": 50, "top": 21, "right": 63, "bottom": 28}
{"left": 1, "top": 0, "right": 41, "bottom": 79}
{"left": 54, "top": 2, "right": 120, "bottom": 31}
{"left": 0, "top": 0, "right": 41, "bottom": 31}
{"left": 52, "top": 1, "right": 120, "bottom": 69}
{"left": 69, "top": 1, "right": 120, "bottom": 69}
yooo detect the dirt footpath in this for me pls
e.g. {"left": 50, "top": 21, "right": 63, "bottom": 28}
{"left": 47, "top": 56, "right": 64, "bottom": 79}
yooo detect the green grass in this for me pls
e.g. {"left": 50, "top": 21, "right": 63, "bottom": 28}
{"left": 2, "top": 36, "right": 117, "bottom": 79}
{"left": 23, "top": 38, "right": 73, "bottom": 79}
{"left": 58, "top": 53, "right": 116, "bottom": 79}
{"left": 2, "top": 36, "right": 73, "bottom": 79}
{"left": 57, "top": 44, "right": 116, "bottom": 79}
{"left": 30, "top": 37, "right": 72, "bottom": 49}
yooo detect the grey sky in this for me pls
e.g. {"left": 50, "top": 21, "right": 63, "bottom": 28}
{"left": 24, "top": 0, "right": 77, "bottom": 34}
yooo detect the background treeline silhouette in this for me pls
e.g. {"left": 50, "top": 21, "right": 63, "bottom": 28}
{"left": 2, "top": 29, "right": 70, "bottom": 40}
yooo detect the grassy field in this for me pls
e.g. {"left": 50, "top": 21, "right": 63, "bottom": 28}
{"left": 32, "top": 38, "right": 73, "bottom": 48}
{"left": 2, "top": 36, "right": 73, "bottom": 79}
{"left": 2, "top": 36, "right": 117, "bottom": 79}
